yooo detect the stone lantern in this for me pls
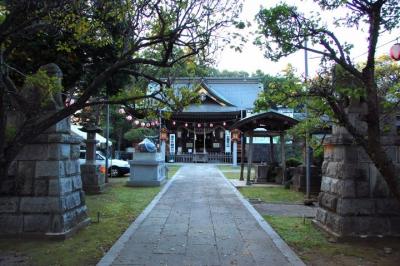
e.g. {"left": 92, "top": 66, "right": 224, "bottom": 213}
{"left": 80, "top": 124, "right": 105, "bottom": 194}
{"left": 160, "top": 127, "right": 168, "bottom": 158}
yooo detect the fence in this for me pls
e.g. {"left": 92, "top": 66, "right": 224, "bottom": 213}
{"left": 166, "top": 152, "right": 232, "bottom": 163}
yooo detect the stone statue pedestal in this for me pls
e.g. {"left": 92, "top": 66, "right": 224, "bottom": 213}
{"left": 127, "top": 152, "right": 167, "bottom": 187}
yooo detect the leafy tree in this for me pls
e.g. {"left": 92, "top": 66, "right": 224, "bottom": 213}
{"left": 124, "top": 127, "right": 157, "bottom": 143}
{"left": 256, "top": 0, "right": 400, "bottom": 201}
{"left": 0, "top": 0, "right": 242, "bottom": 181}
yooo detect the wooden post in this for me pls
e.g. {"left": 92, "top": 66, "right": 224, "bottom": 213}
{"left": 240, "top": 134, "right": 245, "bottom": 181}
{"left": 246, "top": 132, "right": 253, "bottom": 185}
{"left": 193, "top": 124, "right": 196, "bottom": 154}
{"left": 269, "top": 135, "right": 274, "bottom": 163}
{"left": 232, "top": 140, "right": 237, "bottom": 166}
{"left": 280, "top": 133, "right": 286, "bottom": 184}
{"left": 203, "top": 127, "right": 206, "bottom": 153}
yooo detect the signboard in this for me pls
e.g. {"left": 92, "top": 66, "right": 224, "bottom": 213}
{"left": 169, "top": 134, "right": 175, "bottom": 154}
{"left": 225, "top": 130, "right": 231, "bottom": 153}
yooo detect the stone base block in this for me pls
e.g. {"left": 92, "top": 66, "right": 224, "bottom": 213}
{"left": 81, "top": 163, "right": 105, "bottom": 194}
{"left": 82, "top": 184, "right": 106, "bottom": 194}
{"left": 128, "top": 153, "right": 166, "bottom": 187}
{"left": 0, "top": 217, "right": 91, "bottom": 240}
{"left": 313, "top": 207, "right": 400, "bottom": 240}
{"left": 45, "top": 217, "right": 91, "bottom": 240}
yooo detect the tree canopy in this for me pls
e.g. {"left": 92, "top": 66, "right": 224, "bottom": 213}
{"left": 256, "top": 0, "right": 400, "bottom": 201}
{"left": 0, "top": 0, "right": 242, "bottom": 178}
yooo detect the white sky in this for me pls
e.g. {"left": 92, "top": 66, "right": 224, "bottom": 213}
{"left": 216, "top": 0, "right": 400, "bottom": 77}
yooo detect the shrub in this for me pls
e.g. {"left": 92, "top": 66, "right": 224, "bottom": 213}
{"left": 286, "top": 157, "right": 302, "bottom": 167}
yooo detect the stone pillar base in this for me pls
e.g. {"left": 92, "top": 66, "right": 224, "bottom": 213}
{"left": 0, "top": 118, "right": 90, "bottom": 239}
{"left": 312, "top": 212, "right": 400, "bottom": 241}
{"left": 0, "top": 215, "right": 91, "bottom": 240}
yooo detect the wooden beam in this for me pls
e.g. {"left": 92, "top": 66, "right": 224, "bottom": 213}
{"left": 269, "top": 136, "right": 274, "bottom": 163}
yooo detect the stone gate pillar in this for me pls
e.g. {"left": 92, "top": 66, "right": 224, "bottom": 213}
{"left": 313, "top": 101, "right": 400, "bottom": 239}
{"left": 0, "top": 118, "right": 90, "bottom": 239}
{"left": 0, "top": 64, "right": 90, "bottom": 239}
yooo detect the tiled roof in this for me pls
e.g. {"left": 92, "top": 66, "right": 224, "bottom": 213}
{"left": 171, "top": 77, "right": 263, "bottom": 110}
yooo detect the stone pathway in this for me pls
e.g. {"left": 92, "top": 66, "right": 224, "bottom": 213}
{"left": 253, "top": 203, "right": 317, "bottom": 218}
{"left": 99, "top": 164, "right": 304, "bottom": 266}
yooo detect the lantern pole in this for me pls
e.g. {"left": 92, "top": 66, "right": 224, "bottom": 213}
{"left": 305, "top": 39, "right": 311, "bottom": 200}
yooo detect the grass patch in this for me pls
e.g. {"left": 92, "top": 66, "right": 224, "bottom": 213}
{"left": 167, "top": 165, "right": 180, "bottom": 177}
{"left": 223, "top": 172, "right": 241, "bottom": 179}
{"left": 217, "top": 165, "right": 255, "bottom": 180}
{"left": 239, "top": 187, "right": 304, "bottom": 203}
{"left": 0, "top": 166, "right": 181, "bottom": 266}
{"left": 263, "top": 216, "right": 388, "bottom": 262}
{"left": 216, "top": 165, "right": 240, "bottom": 172}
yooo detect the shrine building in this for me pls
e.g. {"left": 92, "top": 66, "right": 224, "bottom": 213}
{"left": 163, "top": 77, "right": 263, "bottom": 163}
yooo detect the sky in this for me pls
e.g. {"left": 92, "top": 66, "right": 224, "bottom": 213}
{"left": 216, "top": 0, "right": 400, "bottom": 77}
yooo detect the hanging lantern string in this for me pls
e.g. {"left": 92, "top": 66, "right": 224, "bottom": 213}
{"left": 183, "top": 126, "right": 225, "bottom": 134}
{"left": 353, "top": 35, "right": 400, "bottom": 60}
{"left": 169, "top": 118, "right": 238, "bottom": 126}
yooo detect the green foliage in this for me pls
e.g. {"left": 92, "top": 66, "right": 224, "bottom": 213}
{"left": 285, "top": 157, "right": 302, "bottom": 168}
{"left": 0, "top": 1, "right": 6, "bottom": 24}
{"left": 255, "top": 4, "right": 305, "bottom": 61}
{"left": 24, "top": 69, "right": 63, "bottom": 107}
{"left": 372, "top": 55, "right": 400, "bottom": 112}
{"left": 254, "top": 65, "right": 331, "bottom": 141}
{"left": 123, "top": 127, "right": 157, "bottom": 143}
{"left": 333, "top": 65, "right": 365, "bottom": 98}
{"left": 264, "top": 216, "right": 327, "bottom": 252}
{"left": 254, "top": 65, "right": 303, "bottom": 111}
{"left": 5, "top": 125, "right": 16, "bottom": 143}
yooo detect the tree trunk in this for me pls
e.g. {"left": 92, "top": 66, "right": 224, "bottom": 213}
{"left": 0, "top": 73, "right": 9, "bottom": 181}
{"left": 364, "top": 75, "right": 400, "bottom": 201}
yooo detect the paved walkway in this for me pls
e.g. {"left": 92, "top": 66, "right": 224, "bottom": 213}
{"left": 253, "top": 203, "right": 317, "bottom": 218}
{"left": 99, "top": 164, "right": 304, "bottom": 266}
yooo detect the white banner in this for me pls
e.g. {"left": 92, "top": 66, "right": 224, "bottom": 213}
{"left": 225, "top": 130, "right": 231, "bottom": 153}
{"left": 169, "top": 134, "right": 176, "bottom": 154}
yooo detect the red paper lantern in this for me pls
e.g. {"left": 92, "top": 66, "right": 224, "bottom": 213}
{"left": 390, "top": 43, "right": 400, "bottom": 61}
